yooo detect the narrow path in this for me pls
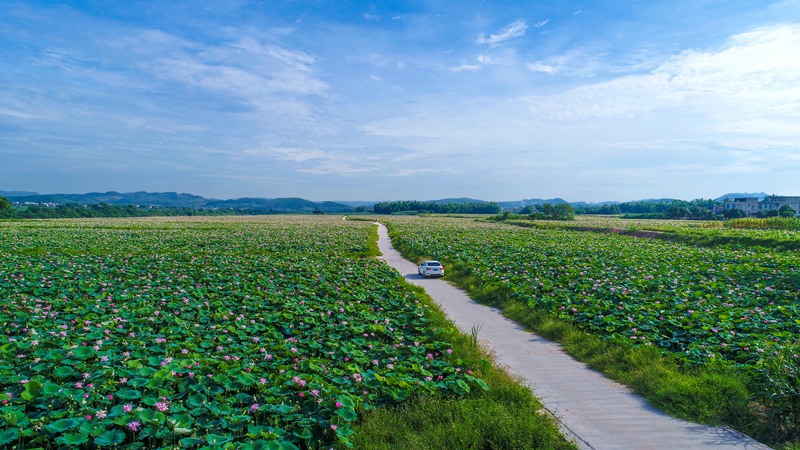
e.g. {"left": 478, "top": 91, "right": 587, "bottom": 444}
{"left": 375, "top": 223, "right": 770, "bottom": 450}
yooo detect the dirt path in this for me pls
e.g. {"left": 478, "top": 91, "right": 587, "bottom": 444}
{"left": 375, "top": 223, "right": 770, "bottom": 450}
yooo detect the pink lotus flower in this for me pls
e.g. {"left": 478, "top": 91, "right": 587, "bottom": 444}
{"left": 128, "top": 421, "right": 141, "bottom": 431}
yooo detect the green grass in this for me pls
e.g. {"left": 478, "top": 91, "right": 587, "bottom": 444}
{"left": 351, "top": 279, "right": 577, "bottom": 450}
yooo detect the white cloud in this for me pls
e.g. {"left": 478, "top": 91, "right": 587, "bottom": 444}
{"left": 449, "top": 63, "right": 482, "bottom": 72}
{"left": 527, "top": 23, "right": 800, "bottom": 132}
{"left": 526, "top": 62, "right": 558, "bottom": 74}
{"left": 363, "top": 14, "right": 381, "bottom": 21}
{"left": 476, "top": 20, "right": 528, "bottom": 46}
{"left": 390, "top": 168, "right": 436, "bottom": 177}
{"left": 533, "top": 19, "right": 549, "bottom": 28}
{"left": 449, "top": 54, "right": 493, "bottom": 72}
{"left": 245, "top": 146, "right": 327, "bottom": 162}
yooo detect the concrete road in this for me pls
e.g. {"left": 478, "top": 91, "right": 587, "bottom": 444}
{"left": 375, "top": 223, "right": 771, "bottom": 450}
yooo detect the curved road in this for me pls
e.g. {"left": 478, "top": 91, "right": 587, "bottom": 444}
{"left": 375, "top": 223, "right": 770, "bottom": 450}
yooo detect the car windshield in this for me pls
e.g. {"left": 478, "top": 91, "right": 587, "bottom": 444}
{"left": 427, "top": 262, "right": 441, "bottom": 266}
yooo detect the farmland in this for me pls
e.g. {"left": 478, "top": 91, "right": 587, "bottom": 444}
{"left": 384, "top": 216, "right": 800, "bottom": 444}
{"left": 0, "top": 216, "right": 509, "bottom": 449}
{"left": 385, "top": 216, "right": 800, "bottom": 366}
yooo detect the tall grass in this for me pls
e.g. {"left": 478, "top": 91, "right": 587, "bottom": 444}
{"left": 725, "top": 217, "right": 800, "bottom": 230}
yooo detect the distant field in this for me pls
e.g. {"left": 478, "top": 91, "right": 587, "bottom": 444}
{"left": 0, "top": 216, "right": 493, "bottom": 448}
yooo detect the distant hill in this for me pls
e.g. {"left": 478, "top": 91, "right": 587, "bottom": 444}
{"left": 0, "top": 190, "right": 39, "bottom": 197}
{"left": 715, "top": 192, "right": 767, "bottom": 201}
{"left": 3, "top": 190, "right": 781, "bottom": 213}
{"left": 3, "top": 191, "right": 353, "bottom": 213}
{"left": 428, "top": 197, "right": 487, "bottom": 204}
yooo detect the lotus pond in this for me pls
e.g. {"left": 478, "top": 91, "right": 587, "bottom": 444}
{"left": 0, "top": 216, "right": 486, "bottom": 449}
{"left": 385, "top": 216, "right": 800, "bottom": 367}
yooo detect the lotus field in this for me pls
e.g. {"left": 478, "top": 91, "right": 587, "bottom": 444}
{"left": 0, "top": 217, "right": 486, "bottom": 448}
{"left": 385, "top": 217, "right": 800, "bottom": 367}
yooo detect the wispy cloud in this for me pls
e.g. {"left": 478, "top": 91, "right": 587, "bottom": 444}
{"left": 527, "top": 24, "right": 800, "bottom": 130}
{"left": 475, "top": 20, "right": 527, "bottom": 46}
{"left": 390, "top": 168, "right": 436, "bottom": 177}
{"left": 526, "top": 62, "right": 558, "bottom": 74}
{"left": 245, "top": 146, "right": 327, "bottom": 162}
{"left": 449, "top": 54, "right": 492, "bottom": 72}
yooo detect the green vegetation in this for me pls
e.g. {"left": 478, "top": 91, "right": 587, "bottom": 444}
{"left": 0, "top": 216, "right": 572, "bottom": 449}
{"left": 352, "top": 283, "right": 575, "bottom": 450}
{"left": 495, "top": 215, "right": 800, "bottom": 252}
{"left": 372, "top": 200, "right": 500, "bottom": 215}
{"left": 384, "top": 216, "right": 800, "bottom": 446}
{"left": 0, "top": 202, "right": 281, "bottom": 219}
{"left": 490, "top": 203, "right": 575, "bottom": 222}
{"left": 575, "top": 198, "right": 719, "bottom": 216}
{"left": 725, "top": 217, "right": 800, "bottom": 230}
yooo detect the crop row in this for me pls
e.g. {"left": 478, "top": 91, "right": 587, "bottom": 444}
{"left": 385, "top": 217, "right": 800, "bottom": 367}
{"left": 0, "top": 217, "right": 484, "bottom": 448}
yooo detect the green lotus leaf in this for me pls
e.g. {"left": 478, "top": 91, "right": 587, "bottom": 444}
{"left": 180, "top": 437, "right": 206, "bottom": 447}
{"left": 206, "top": 433, "right": 233, "bottom": 445}
{"left": 116, "top": 388, "right": 142, "bottom": 400}
{"left": 55, "top": 431, "right": 89, "bottom": 445}
{"left": 94, "top": 429, "right": 126, "bottom": 446}
{"left": 72, "top": 346, "right": 94, "bottom": 360}
{"left": 53, "top": 366, "right": 78, "bottom": 379}
{"left": 263, "top": 440, "right": 301, "bottom": 450}
{"left": 187, "top": 393, "right": 207, "bottom": 408}
{"left": 21, "top": 379, "right": 42, "bottom": 401}
{"left": 138, "top": 366, "right": 158, "bottom": 376}
{"left": 126, "top": 377, "right": 149, "bottom": 387}
{"left": 44, "top": 417, "right": 81, "bottom": 433}
{"left": 337, "top": 407, "right": 357, "bottom": 422}
{"left": 0, "top": 429, "right": 20, "bottom": 446}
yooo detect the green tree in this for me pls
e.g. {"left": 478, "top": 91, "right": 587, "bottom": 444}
{"left": 666, "top": 206, "right": 690, "bottom": 219}
{"left": 0, "top": 196, "right": 9, "bottom": 211}
{"left": 723, "top": 208, "right": 747, "bottom": 219}
{"left": 553, "top": 203, "right": 575, "bottom": 220}
{"left": 778, "top": 205, "right": 797, "bottom": 218}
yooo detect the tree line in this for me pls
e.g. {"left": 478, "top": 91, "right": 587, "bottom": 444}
{"left": 0, "top": 199, "right": 278, "bottom": 219}
{"left": 573, "top": 199, "right": 796, "bottom": 219}
{"left": 371, "top": 200, "right": 501, "bottom": 215}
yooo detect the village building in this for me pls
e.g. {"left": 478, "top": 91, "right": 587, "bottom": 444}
{"left": 758, "top": 195, "right": 800, "bottom": 214}
{"left": 723, "top": 197, "right": 760, "bottom": 215}
{"left": 724, "top": 195, "right": 800, "bottom": 216}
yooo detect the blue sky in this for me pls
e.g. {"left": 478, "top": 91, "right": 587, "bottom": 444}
{"left": 2, "top": 1, "right": 799, "bottom": 202}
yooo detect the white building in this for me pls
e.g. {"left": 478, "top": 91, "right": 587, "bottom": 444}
{"left": 723, "top": 197, "right": 760, "bottom": 215}
{"left": 759, "top": 195, "right": 800, "bottom": 214}
{"left": 724, "top": 195, "right": 800, "bottom": 216}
